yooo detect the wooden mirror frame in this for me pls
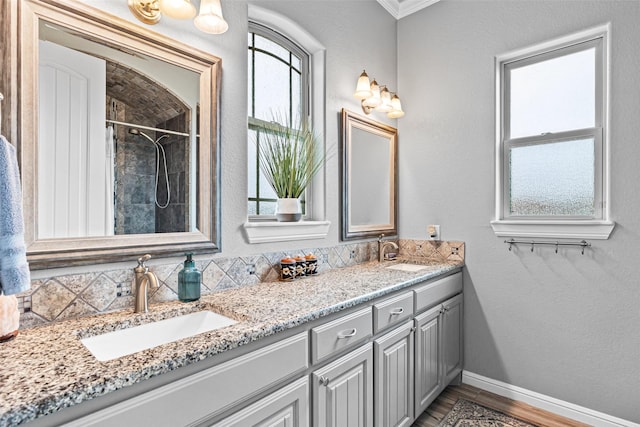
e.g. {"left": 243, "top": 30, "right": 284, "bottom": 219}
{"left": 340, "top": 109, "right": 398, "bottom": 241}
{"left": 7, "top": 0, "right": 221, "bottom": 268}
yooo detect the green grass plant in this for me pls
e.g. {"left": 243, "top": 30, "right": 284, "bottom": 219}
{"left": 257, "top": 113, "right": 325, "bottom": 199}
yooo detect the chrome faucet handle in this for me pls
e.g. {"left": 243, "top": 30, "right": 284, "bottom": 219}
{"left": 378, "top": 234, "right": 385, "bottom": 242}
{"left": 137, "top": 254, "right": 152, "bottom": 267}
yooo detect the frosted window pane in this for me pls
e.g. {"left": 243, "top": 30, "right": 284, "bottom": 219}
{"left": 292, "top": 71, "right": 301, "bottom": 120}
{"left": 510, "top": 48, "right": 595, "bottom": 138}
{"left": 248, "top": 201, "right": 257, "bottom": 215}
{"left": 260, "top": 201, "right": 277, "bottom": 215}
{"left": 291, "top": 55, "right": 301, "bottom": 71}
{"left": 254, "top": 51, "right": 291, "bottom": 121}
{"left": 247, "top": 129, "right": 258, "bottom": 198}
{"left": 259, "top": 167, "right": 277, "bottom": 200}
{"left": 510, "top": 138, "right": 594, "bottom": 216}
{"left": 248, "top": 49, "right": 253, "bottom": 116}
{"left": 255, "top": 34, "right": 289, "bottom": 63}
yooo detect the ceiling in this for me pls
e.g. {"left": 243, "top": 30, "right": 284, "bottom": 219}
{"left": 376, "top": 0, "right": 440, "bottom": 19}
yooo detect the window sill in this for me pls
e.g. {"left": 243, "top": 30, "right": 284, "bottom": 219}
{"left": 243, "top": 220, "right": 331, "bottom": 244}
{"left": 490, "top": 220, "right": 615, "bottom": 240}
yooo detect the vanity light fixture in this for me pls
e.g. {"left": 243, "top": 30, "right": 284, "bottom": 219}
{"left": 127, "top": 0, "right": 229, "bottom": 34}
{"left": 353, "top": 70, "right": 404, "bottom": 118}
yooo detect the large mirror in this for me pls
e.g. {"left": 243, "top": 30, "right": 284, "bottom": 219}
{"left": 14, "top": 0, "right": 220, "bottom": 268}
{"left": 340, "top": 109, "right": 397, "bottom": 240}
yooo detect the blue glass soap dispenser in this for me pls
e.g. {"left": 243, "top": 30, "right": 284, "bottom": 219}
{"left": 178, "top": 253, "right": 201, "bottom": 302}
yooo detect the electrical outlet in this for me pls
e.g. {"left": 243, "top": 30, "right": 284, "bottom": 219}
{"left": 350, "top": 249, "right": 356, "bottom": 259}
{"left": 116, "top": 283, "right": 131, "bottom": 297}
{"left": 427, "top": 225, "right": 440, "bottom": 240}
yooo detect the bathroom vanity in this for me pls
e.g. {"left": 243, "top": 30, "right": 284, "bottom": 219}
{"left": 0, "top": 260, "right": 463, "bottom": 427}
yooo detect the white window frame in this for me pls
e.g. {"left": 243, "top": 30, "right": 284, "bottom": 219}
{"left": 243, "top": 5, "right": 329, "bottom": 244}
{"left": 247, "top": 23, "right": 310, "bottom": 219}
{"left": 491, "top": 24, "right": 615, "bottom": 240}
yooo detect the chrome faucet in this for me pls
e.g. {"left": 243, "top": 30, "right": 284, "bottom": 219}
{"left": 378, "top": 234, "right": 399, "bottom": 262}
{"left": 133, "top": 254, "right": 159, "bottom": 313}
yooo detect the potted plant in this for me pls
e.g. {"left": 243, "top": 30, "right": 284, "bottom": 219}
{"left": 257, "top": 114, "right": 325, "bottom": 222}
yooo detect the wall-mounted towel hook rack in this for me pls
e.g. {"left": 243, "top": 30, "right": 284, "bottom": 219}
{"left": 504, "top": 238, "right": 591, "bottom": 255}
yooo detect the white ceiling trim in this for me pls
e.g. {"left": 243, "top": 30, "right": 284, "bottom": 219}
{"left": 376, "top": 0, "right": 440, "bottom": 19}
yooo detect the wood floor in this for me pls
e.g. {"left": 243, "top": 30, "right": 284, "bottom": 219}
{"left": 411, "top": 384, "right": 591, "bottom": 427}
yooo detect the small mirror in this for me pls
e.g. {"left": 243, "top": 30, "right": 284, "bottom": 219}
{"left": 340, "top": 109, "right": 397, "bottom": 240}
{"left": 16, "top": 0, "right": 221, "bottom": 268}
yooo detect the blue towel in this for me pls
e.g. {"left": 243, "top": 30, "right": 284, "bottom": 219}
{"left": 0, "top": 135, "right": 31, "bottom": 295}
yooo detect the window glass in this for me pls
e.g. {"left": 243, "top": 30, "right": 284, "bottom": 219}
{"left": 254, "top": 53, "right": 292, "bottom": 121}
{"left": 248, "top": 128, "right": 258, "bottom": 200}
{"left": 509, "top": 138, "right": 595, "bottom": 216}
{"left": 248, "top": 25, "right": 308, "bottom": 217}
{"left": 255, "top": 34, "right": 290, "bottom": 63}
{"left": 291, "top": 71, "right": 301, "bottom": 121}
{"left": 509, "top": 47, "right": 596, "bottom": 138}
{"left": 499, "top": 35, "right": 604, "bottom": 222}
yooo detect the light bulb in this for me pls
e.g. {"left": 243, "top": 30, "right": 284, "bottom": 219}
{"left": 363, "top": 79, "right": 381, "bottom": 108}
{"left": 375, "top": 86, "right": 393, "bottom": 113}
{"left": 158, "top": 0, "right": 196, "bottom": 19}
{"left": 354, "top": 70, "right": 372, "bottom": 99}
{"left": 387, "top": 94, "right": 405, "bottom": 118}
{"left": 194, "top": 0, "right": 229, "bottom": 34}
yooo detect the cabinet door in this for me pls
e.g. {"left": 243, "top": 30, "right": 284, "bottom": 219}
{"left": 414, "top": 304, "right": 442, "bottom": 417}
{"left": 374, "top": 321, "right": 414, "bottom": 427}
{"left": 442, "top": 294, "right": 463, "bottom": 385}
{"left": 312, "top": 343, "right": 373, "bottom": 427}
{"left": 209, "top": 377, "right": 308, "bottom": 427}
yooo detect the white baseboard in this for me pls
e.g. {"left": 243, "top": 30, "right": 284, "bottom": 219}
{"left": 462, "top": 371, "right": 639, "bottom": 427}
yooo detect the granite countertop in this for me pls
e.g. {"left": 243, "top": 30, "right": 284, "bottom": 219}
{"left": 0, "top": 259, "right": 463, "bottom": 426}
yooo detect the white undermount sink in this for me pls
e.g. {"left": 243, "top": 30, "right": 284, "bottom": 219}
{"left": 81, "top": 310, "right": 238, "bottom": 362}
{"left": 385, "top": 263, "right": 430, "bottom": 272}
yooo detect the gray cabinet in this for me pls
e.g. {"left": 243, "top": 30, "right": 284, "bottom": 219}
{"left": 442, "top": 293, "right": 463, "bottom": 385}
{"left": 54, "top": 270, "right": 463, "bottom": 427}
{"left": 374, "top": 320, "right": 414, "bottom": 427}
{"left": 312, "top": 343, "right": 373, "bottom": 427}
{"left": 63, "top": 333, "right": 309, "bottom": 427}
{"left": 210, "top": 377, "right": 309, "bottom": 427}
{"left": 413, "top": 292, "right": 463, "bottom": 418}
{"left": 414, "top": 304, "right": 442, "bottom": 416}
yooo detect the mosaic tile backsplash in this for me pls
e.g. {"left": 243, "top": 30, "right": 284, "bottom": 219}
{"left": 16, "top": 239, "right": 464, "bottom": 329}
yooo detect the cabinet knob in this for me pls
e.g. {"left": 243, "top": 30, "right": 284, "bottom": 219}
{"left": 337, "top": 328, "right": 357, "bottom": 339}
{"left": 389, "top": 307, "right": 404, "bottom": 315}
{"left": 319, "top": 376, "right": 330, "bottom": 386}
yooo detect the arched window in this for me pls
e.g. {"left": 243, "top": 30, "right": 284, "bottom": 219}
{"left": 247, "top": 22, "right": 309, "bottom": 217}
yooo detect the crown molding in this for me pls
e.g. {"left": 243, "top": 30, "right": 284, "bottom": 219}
{"left": 376, "top": 0, "right": 440, "bottom": 19}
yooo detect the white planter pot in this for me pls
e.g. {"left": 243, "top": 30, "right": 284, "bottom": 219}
{"left": 276, "top": 198, "right": 302, "bottom": 222}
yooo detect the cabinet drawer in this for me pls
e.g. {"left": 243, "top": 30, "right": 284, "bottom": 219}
{"left": 209, "top": 377, "right": 309, "bottom": 427}
{"left": 311, "top": 307, "right": 372, "bottom": 364}
{"left": 414, "top": 272, "right": 462, "bottom": 314}
{"left": 373, "top": 291, "right": 413, "bottom": 334}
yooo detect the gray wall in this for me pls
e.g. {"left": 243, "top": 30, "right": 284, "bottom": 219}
{"left": 34, "top": 0, "right": 640, "bottom": 422}
{"left": 398, "top": 0, "right": 640, "bottom": 422}
{"left": 80, "top": 0, "right": 397, "bottom": 257}
{"left": 15, "top": 6, "right": 397, "bottom": 265}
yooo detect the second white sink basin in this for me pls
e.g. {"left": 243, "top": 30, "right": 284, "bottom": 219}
{"left": 81, "top": 310, "right": 238, "bottom": 361}
{"left": 386, "top": 263, "right": 429, "bottom": 272}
